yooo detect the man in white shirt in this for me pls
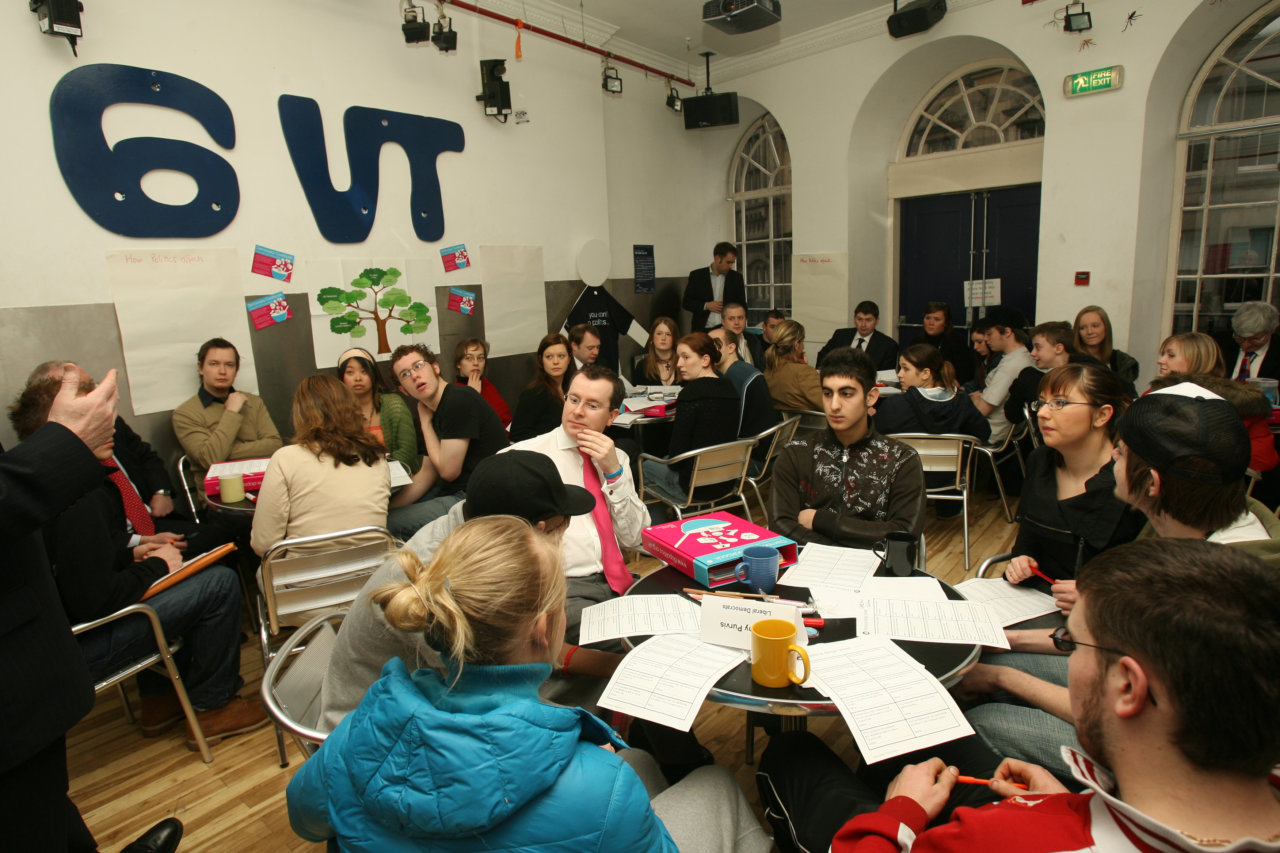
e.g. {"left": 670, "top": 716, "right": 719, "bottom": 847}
{"left": 508, "top": 364, "right": 648, "bottom": 645}
{"left": 970, "top": 307, "right": 1035, "bottom": 445}
{"left": 683, "top": 241, "right": 746, "bottom": 331}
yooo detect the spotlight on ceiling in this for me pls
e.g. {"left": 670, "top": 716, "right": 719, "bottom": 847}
{"left": 1063, "top": 2, "right": 1092, "bottom": 32}
{"left": 666, "top": 85, "right": 683, "bottom": 113}
{"left": 402, "top": 3, "right": 432, "bottom": 43}
{"left": 886, "top": 0, "right": 947, "bottom": 39}
{"left": 602, "top": 64, "right": 622, "bottom": 95}
{"left": 30, "top": 0, "right": 83, "bottom": 56}
{"left": 476, "top": 59, "right": 512, "bottom": 119}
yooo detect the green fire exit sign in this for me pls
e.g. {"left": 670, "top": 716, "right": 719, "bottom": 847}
{"left": 1064, "top": 65, "right": 1124, "bottom": 97}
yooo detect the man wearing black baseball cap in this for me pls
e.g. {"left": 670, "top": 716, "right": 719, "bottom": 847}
{"left": 318, "top": 451, "right": 599, "bottom": 731}
{"left": 1114, "top": 381, "right": 1280, "bottom": 561}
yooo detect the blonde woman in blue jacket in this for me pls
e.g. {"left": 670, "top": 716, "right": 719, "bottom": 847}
{"left": 287, "top": 515, "right": 769, "bottom": 852}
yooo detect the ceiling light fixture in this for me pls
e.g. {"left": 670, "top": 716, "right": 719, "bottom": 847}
{"left": 1063, "top": 2, "right": 1092, "bottom": 32}
{"left": 666, "top": 82, "right": 683, "bottom": 113}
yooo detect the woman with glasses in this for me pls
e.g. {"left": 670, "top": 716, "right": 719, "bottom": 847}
{"left": 1073, "top": 305, "right": 1140, "bottom": 386}
{"left": 454, "top": 337, "right": 511, "bottom": 429}
{"left": 1002, "top": 363, "right": 1144, "bottom": 600}
{"left": 511, "top": 333, "right": 576, "bottom": 442}
{"left": 641, "top": 333, "right": 739, "bottom": 516}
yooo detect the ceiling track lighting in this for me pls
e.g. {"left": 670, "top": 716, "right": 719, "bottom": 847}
{"left": 402, "top": 1, "right": 456, "bottom": 51}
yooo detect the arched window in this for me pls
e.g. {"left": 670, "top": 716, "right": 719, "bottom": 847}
{"left": 731, "top": 114, "right": 791, "bottom": 323}
{"left": 904, "top": 65, "right": 1044, "bottom": 158}
{"left": 1174, "top": 2, "right": 1280, "bottom": 334}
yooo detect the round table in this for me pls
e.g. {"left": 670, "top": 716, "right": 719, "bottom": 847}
{"left": 205, "top": 492, "right": 256, "bottom": 514}
{"left": 624, "top": 565, "right": 981, "bottom": 717}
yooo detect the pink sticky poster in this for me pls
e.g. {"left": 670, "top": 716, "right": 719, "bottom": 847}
{"left": 448, "top": 287, "right": 476, "bottom": 315}
{"left": 440, "top": 243, "right": 469, "bottom": 272}
{"left": 247, "top": 292, "right": 292, "bottom": 330}
{"left": 251, "top": 245, "right": 295, "bottom": 282}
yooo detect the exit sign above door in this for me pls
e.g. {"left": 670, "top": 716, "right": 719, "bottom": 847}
{"left": 1064, "top": 65, "right": 1124, "bottom": 97}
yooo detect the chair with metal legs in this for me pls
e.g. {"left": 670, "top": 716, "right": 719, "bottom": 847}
{"left": 72, "top": 602, "right": 213, "bottom": 763}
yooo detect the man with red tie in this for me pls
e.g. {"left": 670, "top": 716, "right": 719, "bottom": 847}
{"left": 9, "top": 376, "right": 268, "bottom": 751}
{"left": 1218, "top": 300, "right": 1280, "bottom": 381}
{"left": 508, "top": 364, "right": 647, "bottom": 646}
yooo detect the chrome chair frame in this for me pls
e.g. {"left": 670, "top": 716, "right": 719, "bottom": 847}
{"left": 638, "top": 438, "right": 757, "bottom": 520}
{"left": 970, "top": 420, "right": 1028, "bottom": 523}
{"left": 260, "top": 609, "right": 344, "bottom": 766}
{"left": 743, "top": 416, "right": 801, "bottom": 525}
{"left": 72, "top": 602, "right": 212, "bottom": 763}
{"left": 890, "top": 433, "right": 980, "bottom": 575}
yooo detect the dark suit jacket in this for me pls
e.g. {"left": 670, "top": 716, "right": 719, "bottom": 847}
{"left": 683, "top": 266, "right": 746, "bottom": 332}
{"left": 112, "top": 416, "right": 174, "bottom": 500}
{"left": 1217, "top": 332, "right": 1280, "bottom": 381}
{"left": 0, "top": 425, "right": 102, "bottom": 773}
{"left": 816, "top": 328, "right": 898, "bottom": 372}
{"left": 740, "top": 332, "right": 768, "bottom": 369}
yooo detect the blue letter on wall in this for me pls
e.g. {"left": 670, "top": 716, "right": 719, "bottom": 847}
{"left": 50, "top": 64, "right": 238, "bottom": 237}
{"left": 278, "top": 96, "right": 464, "bottom": 244}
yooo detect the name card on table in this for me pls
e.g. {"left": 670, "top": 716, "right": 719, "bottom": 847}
{"left": 699, "top": 596, "right": 804, "bottom": 653}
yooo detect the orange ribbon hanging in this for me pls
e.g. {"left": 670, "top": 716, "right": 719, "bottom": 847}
{"left": 515, "top": 19, "right": 523, "bottom": 59}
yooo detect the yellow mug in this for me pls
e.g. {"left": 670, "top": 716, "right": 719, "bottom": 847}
{"left": 750, "top": 618, "right": 811, "bottom": 688}
{"left": 218, "top": 473, "right": 245, "bottom": 503}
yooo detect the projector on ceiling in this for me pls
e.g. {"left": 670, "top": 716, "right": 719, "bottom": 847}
{"left": 702, "top": 0, "right": 781, "bottom": 35}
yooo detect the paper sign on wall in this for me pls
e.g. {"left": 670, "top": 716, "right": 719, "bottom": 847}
{"left": 440, "top": 243, "right": 469, "bottom": 271}
{"left": 247, "top": 291, "right": 292, "bottom": 329}
{"left": 250, "top": 245, "right": 294, "bottom": 282}
{"left": 448, "top": 287, "right": 476, "bottom": 314}
{"left": 698, "top": 595, "right": 804, "bottom": 652}
{"left": 106, "top": 247, "right": 260, "bottom": 416}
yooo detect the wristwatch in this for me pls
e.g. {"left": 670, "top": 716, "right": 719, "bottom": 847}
{"left": 154, "top": 489, "right": 172, "bottom": 496}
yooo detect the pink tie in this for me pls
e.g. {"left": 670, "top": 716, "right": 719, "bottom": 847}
{"left": 579, "top": 451, "right": 633, "bottom": 595}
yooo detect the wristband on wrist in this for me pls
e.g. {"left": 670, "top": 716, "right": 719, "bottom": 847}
{"left": 560, "top": 644, "right": 580, "bottom": 676}
{"left": 604, "top": 465, "right": 624, "bottom": 481}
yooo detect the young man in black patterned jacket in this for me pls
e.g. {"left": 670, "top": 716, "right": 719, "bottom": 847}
{"left": 771, "top": 347, "right": 924, "bottom": 548}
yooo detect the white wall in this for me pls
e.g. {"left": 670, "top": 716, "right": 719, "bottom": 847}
{"left": 0, "top": 0, "right": 629, "bottom": 312}
{"left": 708, "top": 0, "right": 1272, "bottom": 383}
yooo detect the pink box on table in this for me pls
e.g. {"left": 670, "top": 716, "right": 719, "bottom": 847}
{"left": 641, "top": 512, "right": 798, "bottom": 588}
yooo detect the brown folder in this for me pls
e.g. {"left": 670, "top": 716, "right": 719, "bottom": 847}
{"left": 141, "top": 542, "right": 238, "bottom": 600}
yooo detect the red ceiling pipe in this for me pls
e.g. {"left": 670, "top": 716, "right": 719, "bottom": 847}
{"left": 444, "top": 0, "right": 697, "bottom": 88}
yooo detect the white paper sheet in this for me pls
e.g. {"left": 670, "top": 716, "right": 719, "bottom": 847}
{"left": 106, "top": 248, "right": 260, "bottom": 415}
{"left": 855, "top": 598, "right": 1010, "bottom": 648}
{"left": 476, "top": 245, "right": 546, "bottom": 359}
{"left": 598, "top": 634, "right": 745, "bottom": 731}
{"left": 577, "top": 595, "right": 701, "bottom": 646}
{"left": 954, "top": 578, "right": 1060, "bottom": 627}
{"left": 783, "top": 544, "right": 880, "bottom": 594}
{"left": 205, "top": 458, "right": 272, "bottom": 479}
{"left": 808, "top": 636, "right": 975, "bottom": 764}
{"left": 863, "top": 577, "right": 948, "bottom": 603}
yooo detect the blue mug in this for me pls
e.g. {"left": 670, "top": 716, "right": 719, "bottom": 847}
{"left": 734, "top": 545, "right": 781, "bottom": 594}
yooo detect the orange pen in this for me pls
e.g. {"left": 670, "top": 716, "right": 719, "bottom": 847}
{"left": 956, "top": 775, "right": 1028, "bottom": 790}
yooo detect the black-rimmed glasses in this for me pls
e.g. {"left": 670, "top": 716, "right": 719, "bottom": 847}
{"left": 1030, "top": 399, "right": 1095, "bottom": 413}
{"left": 1051, "top": 627, "right": 1157, "bottom": 705}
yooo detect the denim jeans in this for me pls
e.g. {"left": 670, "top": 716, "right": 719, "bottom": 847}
{"left": 965, "top": 650, "right": 1080, "bottom": 784}
{"left": 76, "top": 564, "right": 243, "bottom": 710}
{"left": 386, "top": 485, "right": 462, "bottom": 541}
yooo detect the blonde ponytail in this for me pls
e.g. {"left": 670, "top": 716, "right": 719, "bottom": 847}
{"left": 372, "top": 515, "right": 565, "bottom": 679}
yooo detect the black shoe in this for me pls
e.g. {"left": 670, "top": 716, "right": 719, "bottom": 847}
{"left": 121, "top": 817, "right": 183, "bottom": 853}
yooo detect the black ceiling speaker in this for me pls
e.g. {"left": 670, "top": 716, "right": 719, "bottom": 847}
{"left": 887, "top": 0, "right": 947, "bottom": 39}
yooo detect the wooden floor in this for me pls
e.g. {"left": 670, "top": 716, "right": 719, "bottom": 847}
{"left": 67, "top": 490, "right": 1019, "bottom": 851}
